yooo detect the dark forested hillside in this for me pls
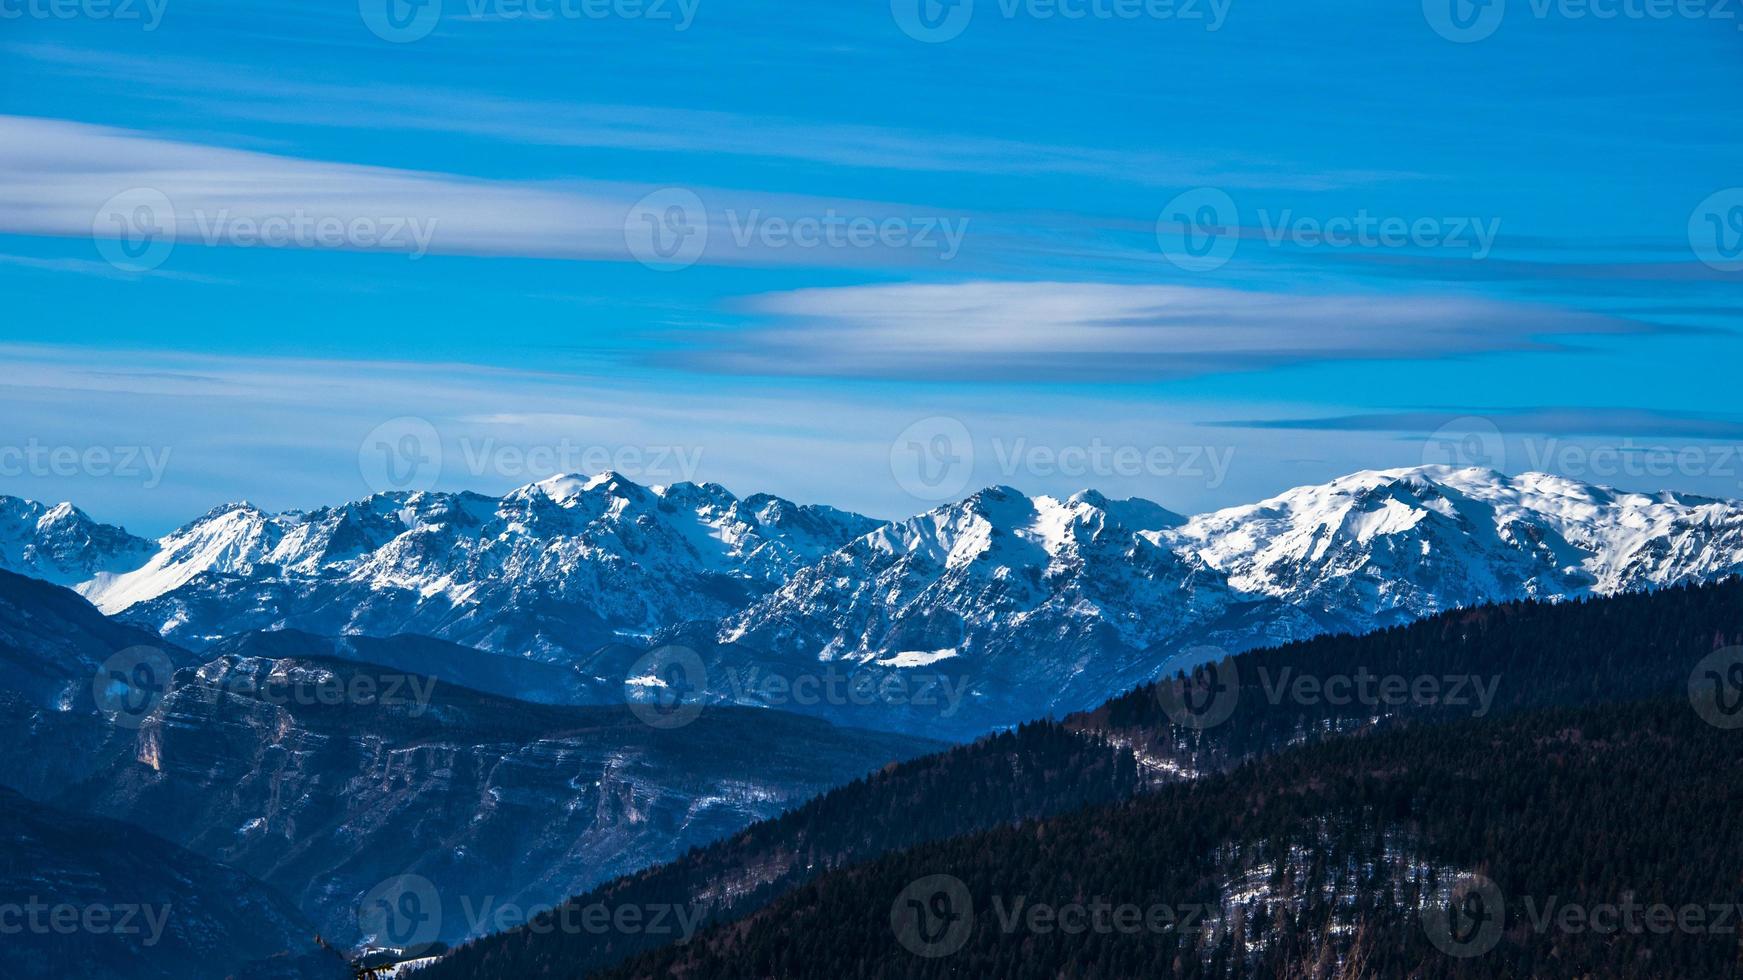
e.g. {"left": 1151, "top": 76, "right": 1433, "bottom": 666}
{"left": 420, "top": 579, "right": 1743, "bottom": 979}
{"left": 0, "top": 786, "right": 347, "bottom": 980}
{"left": 1084, "top": 578, "right": 1743, "bottom": 774}
{"left": 607, "top": 698, "right": 1743, "bottom": 980}
{"left": 418, "top": 721, "right": 1142, "bottom": 979}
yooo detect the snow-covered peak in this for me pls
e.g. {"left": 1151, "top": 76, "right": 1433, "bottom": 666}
{"left": 859, "top": 485, "right": 1181, "bottom": 572}
{"left": 75, "top": 475, "right": 880, "bottom": 648}
{"left": 1168, "top": 465, "right": 1743, "bottom": 627}
{"left": 17, "top": 464, "right": 1743, "bottom": 735}
{"left": 505, "top": 471, "right": 654, "bottom": 512}
{"left": 0, "top": 495, "right": 154, "bottom": 587}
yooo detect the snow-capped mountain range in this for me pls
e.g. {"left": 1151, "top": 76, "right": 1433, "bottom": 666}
{"left": 6, "top": 465, "right": 1742, "bottom": 734}
{"left": 69, "top": 473, "right": 877, "bottom": 659}
{"left": 0, "top": 496, "right": 154, "bottom": 586}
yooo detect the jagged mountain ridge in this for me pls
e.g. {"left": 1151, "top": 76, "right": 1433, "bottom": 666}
{"left": 10, "top": 465, "right": 1743, "bottom": 734}
{"left": 0, "top": 497, "right": 154, "bottom": 586}
{"left": 74, "top": 473, "right": 878, "bottom": 657}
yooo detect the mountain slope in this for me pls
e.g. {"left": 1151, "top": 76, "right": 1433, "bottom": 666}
{"left": 0, "top": 572, "right": 939, "bottom": 952}
{"left": 204, "top": 628, "right": 610, "bottom": 705}
{"left": 78, "top": 475, "right": 877, "bottom": 658}
{"left": 713, "top": 486, "right": 1284, "bottom": 733}
{"left": 0, "top": 785, "right": 346, "bottom": 980}
{"left": 0, "top": 568, "right": 195, "bottom": 712}
{"left": 603, "top": 698, "right": 1742, "bottom": 980}
{"left": 1168, "top": 466, "right": 1743, "bottom": 634}
{"left": 0, "top": 569, "right": 200, "bottom": 798}
{"left": 49, "top": 651, "right": 939, "bottom": 948}
{"left": 0, "top": 497, "right": 153, "bottom": 586}
{"left": 13, "top": 465, "right": 1743, "bottom": 737}
{"left": 712, "top": 467, "right": 1743, "bottom": 733}
{"left": 417, "top": 577, "right": 1743, "bottom": 980}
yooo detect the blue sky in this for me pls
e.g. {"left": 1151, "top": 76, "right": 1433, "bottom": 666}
{"left": 2, "top": 0, "right": 1741, "bottom": 533}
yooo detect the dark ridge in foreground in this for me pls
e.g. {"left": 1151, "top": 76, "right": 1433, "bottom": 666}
{"left": 605, "top": 698, "right": 1743, "bottom": 980}
{"left": 0, "top": 786, "right": 347, "bottom": 980}
{"left": 421, "top": 578, "right": 1743, "bottom": 979}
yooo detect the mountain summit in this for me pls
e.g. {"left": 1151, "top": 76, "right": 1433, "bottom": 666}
{"left": 7, "top": 465, "right": 1742, "bottom": 734}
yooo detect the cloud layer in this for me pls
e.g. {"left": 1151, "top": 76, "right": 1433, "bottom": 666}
{"left": 1214, "top": 407, "right": 1743, "bottom": 441}
{"left": 674, "top": 281, "right": 1660, "bottom": 381}
{"left": 0, "top": 115, "right": 975, "bottom": 269}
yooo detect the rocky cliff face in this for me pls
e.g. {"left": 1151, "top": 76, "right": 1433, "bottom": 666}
{"left": 53, "top": 653, "right": 938, "bottom": 949}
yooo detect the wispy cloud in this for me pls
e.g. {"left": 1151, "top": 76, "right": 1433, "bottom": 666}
{"left": 669, "top": 281, "right": 1661, "bottom": 382}
{"left": 0, "top": 252, "right": 232, "bottom": 284}
{"left": 0, "top": 114, "right": 984, "bottom": 269}
{"left": 0, "top": 342, "right": 1256, "bottom": 529}
{"left": 11, "top": 43, "right": 1408, "bottom": 192}
{"left": 1211, "top": 407, "right": 1743, "bottom": 441}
